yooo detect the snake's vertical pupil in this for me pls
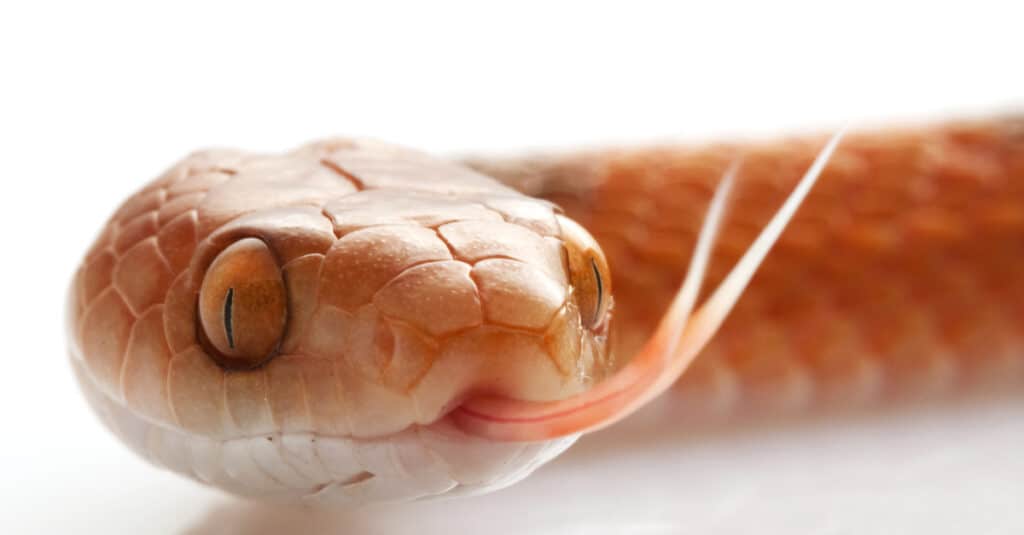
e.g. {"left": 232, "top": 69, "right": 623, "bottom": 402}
{"left": 224, "top": 287, "right": 235, "bottom": 349}
{"left": 590, "top": 257, "right": 603, "bottom": 325}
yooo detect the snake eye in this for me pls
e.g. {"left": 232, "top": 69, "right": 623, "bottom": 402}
{"left": 557, "top": 215, "right": 611, "bottom": 328}
{"left": 199, "top": 238, "right": 287, "bottom": 369}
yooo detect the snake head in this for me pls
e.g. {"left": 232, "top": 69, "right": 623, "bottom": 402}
{"left": 68, "top": 138, "right": 616, "bottom": 503}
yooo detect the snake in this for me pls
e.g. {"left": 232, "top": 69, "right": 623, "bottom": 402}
{"left": 67, "top": 117, "right": 1024, "bottom": 504}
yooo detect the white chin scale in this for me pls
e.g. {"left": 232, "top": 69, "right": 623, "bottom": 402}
{"left": 72, "top": 360, "right": 577, "bottom": 504}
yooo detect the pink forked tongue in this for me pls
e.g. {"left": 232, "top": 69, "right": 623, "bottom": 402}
{"left": 453, "top": 131, "right": 846, "bottom": 441}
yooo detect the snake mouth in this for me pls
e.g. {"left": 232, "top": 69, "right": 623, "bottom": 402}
{"left": 71, "top": 355, "right": 578, "bottom": 504}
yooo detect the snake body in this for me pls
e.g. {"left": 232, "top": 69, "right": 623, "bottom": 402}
{"left": 68, "top": 117, "right": 1024, "bottom": 503}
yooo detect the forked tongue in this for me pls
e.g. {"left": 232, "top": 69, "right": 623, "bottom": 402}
{"left": 454, "top": 131, "right": 846, "bottom": 441}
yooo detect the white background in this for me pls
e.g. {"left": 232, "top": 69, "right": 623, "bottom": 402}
{"left": 2, "top": 2, "right": 1023, "bottom": 534}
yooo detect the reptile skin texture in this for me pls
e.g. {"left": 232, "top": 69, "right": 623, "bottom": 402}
{"left": 67, "top": 117, "right": 1024, "bottom": 501}
{"left": 67, "top": 139, "right": 606, "bottom": 501}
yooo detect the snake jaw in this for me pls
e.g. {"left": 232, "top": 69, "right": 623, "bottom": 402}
{"left": 72, "top": 354, "right": 578, "bottom": 503}
{"left": 452, "top": 131, "right": 846, "bottom": 442}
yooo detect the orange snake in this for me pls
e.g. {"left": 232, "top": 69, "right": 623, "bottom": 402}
{"left": 67, "top": 117, "right": 1024, "bottom": 503}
